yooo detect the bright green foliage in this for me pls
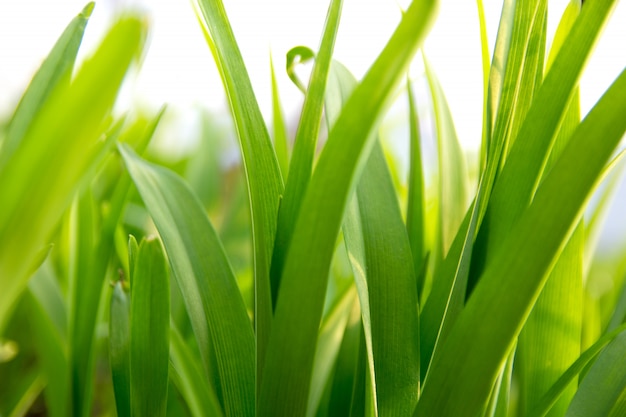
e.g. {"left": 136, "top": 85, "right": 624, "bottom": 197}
{"left": 2, "top": 0, "right": 626, "bottom": 416}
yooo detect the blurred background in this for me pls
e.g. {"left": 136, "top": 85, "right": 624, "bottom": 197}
{"left": 1, "top": 0, "right": 625, "bottom": 258}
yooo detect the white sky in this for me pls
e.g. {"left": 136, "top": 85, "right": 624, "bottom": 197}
{"left": 1, "top": 0, "right": 625, "bottom": 151}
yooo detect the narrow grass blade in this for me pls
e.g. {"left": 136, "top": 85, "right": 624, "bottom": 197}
{"left": 110, "top": 281, "right": 131, "bottom": 417}
{"left": 475, "top": 0, "right": 490, "bottom": 172}
{"left": 192, "top": 0, "right": 283, "bottom": 376}
{"left": 119, "top": 144, "right": 255, "bottom": 417}
{"left": 415, "top": 67, "right": 626, "bottom": 417}
{"left": 260, "top": 1, "right": 438, "bottom": 414}
{"left": 406, "top": 78, "right": 426, "bottom": 295}
{"left": 0, "top": 15, "right": 146, "bottom": 330}
{"left": 129, "top": 237, "right": 170, "bottom": 417}
{"left": 0, "top": 2, "right": 93, "bottom": 171}
{"left": 169, "top": 325, "right": 224, "bottom": 417}
{"left": 564, "top": 331, "right": 626, "bottom": 417}
{"left": 270, "top": 54, "right": 290, "bottom": 180}
{"left": 6, "top": 373, "right": 45, "bottom": 417}
{"left": 271, "top": 0, "right": 344, "bottom": 304}
{"left": 423, "top": 55, "right": 470, "bottom": 256}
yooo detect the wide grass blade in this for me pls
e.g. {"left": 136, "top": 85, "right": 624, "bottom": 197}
{"left": 0, "top": 14, "right": 146, "bottom": 331}
{"left": 259, "top": 1, "right": 438, "bottom": 414}
{"left": 415, "top": 66, "right": 626, "bottom": 417}
{"left": 119, "top": 144, "right": 255, "bottom": 417}
{"left": 192, "top": 0, "right": 283, "bottom": 376}
{"left": 271, "top": 0, "right": 343, "bottom": 304}
{"left": 129, "top": 237, "right": 170, "bottom": 417}
{"left": 0, "top": 2, "right": 93, "bottom": 171}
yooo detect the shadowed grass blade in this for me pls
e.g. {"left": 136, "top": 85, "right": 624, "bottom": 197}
{"left": 260, "top": 1, "right": 438, "bottom": 414}
{"left": 119, "top": 144, "right": 255, "bottom": 417}
{"left": 110, "top": 282, "right": 131, "bottom": 417}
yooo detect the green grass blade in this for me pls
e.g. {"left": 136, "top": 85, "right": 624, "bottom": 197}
{"left": 169, "top": 325, "right": 224, "bottom": 417}
{"left": 526, "top": 324, "right": 626, "bottom": 417}
{"left": 344, "top": 140, "right": 421, "bottom": 416}
{"left": 119, "top": 144, "right": 255, "bottom": 417}
{"left": 192, "top": 0, "right": 283, "bottom": 376}
{"left": 270, "top": 54, "right": 290, "bottom": 181}
{"left": 476, "top": 0, "right": 618, "bottom": 268}
{"left": 0, "top": 2, "right": 93, "bottom": 171}
{"left": 406, "top": 78, "right": 426, "bottom": 295}
{"left": 423, "top": 55, "right": 470, "bottom": 256}
{"left": 0, "top": 15, "right": 146, "bottom": 330}
{"left": 129, "top": 237, "right": 170, "bottom": 417}
{"left": 271, "top": 0, "right": 344, "bottom": 304}
{"left": 415, "top": 67, "right": 626, "bottom": 417}
{"left": 260, "top": 1, "right": 438, "bottom": 414}
{"left": 110, "top": 282, "right": 131, "bottom": 417}
{"left": 564, "top": 331, "right": 626, "bottom": 417}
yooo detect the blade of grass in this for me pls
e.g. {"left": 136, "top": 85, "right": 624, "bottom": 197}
{"left": 129, "top": 237, "right": 170, "bottom": 417}
{"left": 406, "top": 77, "right": 426, "bottom": 296}
{"left": 414, "top": 67, "right": 626, "bottom": 417}
{"left": 260, "top": 1, "right": 438, "bottom": 414}
{"left": 191, "top": 0, "right": 283, "bottom": 380}
{"left": 119, "top": 144, "right": 255, "bottom": 417}
{"left": 169, "top": 325, "right": 224, "bottom": 417}
{"left": 0, "top": 2, "right": 93, "bottom": 171}
{"left": 270, "top": 0, "right": 344, "bottom": 306}
{"left": 475, "top": 0, "right": 490, "bottom": 173}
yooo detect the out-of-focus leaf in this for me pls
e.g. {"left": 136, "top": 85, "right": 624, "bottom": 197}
{"left": 120, "top": 144, "right": 254, "bottom": 417}
{"left": 0, "top": 2, "right": 93, "bottom": 171}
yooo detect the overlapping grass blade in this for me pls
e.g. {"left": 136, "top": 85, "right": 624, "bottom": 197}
{"left": 564, "top": 331, "right": 626, "bottom": 417}
{"left": 119, "top": 144, "right": 255, "bottom": 417}
{"left": 271, "top": 0, "right": 343, "bottom": 304}
{"left": 0, "top": 14, "right": 146, "bottom": 331}
{"left": 129, "top": 237, "right": 170, "bottom": 417}
{"left": 192, "top": 0, "right": 283, "bottom": 375}
{"left": 475, "top": 0, "right": 618, "bottom": 271}
{"left": 259, "top": 1, "right": 438, "bottom": 414}
{"left": 526, "top": 324, "right": 626, "bottom": 417}
{"left": 517, "top": 6, "right": 583, "bottom": 414}
{"left": 110, "top": 282, "right": 131, "bottom": 417}
{"left": 475, "top": 0, "right": 490, "bottom": 172}
{"left": 169, "top": 326, "right": 224, "bottom": 417}
{"left": 323, "top": 60, "right": 420, "bottom": 416}
{"left": 0, "top": 2, "right": 93, "bottom": 171}
{"left": 415, "top": 66, "right": 626, "bottom": 417}
{"left": 70, "top": 113, "right": 161, "bottom": 417}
